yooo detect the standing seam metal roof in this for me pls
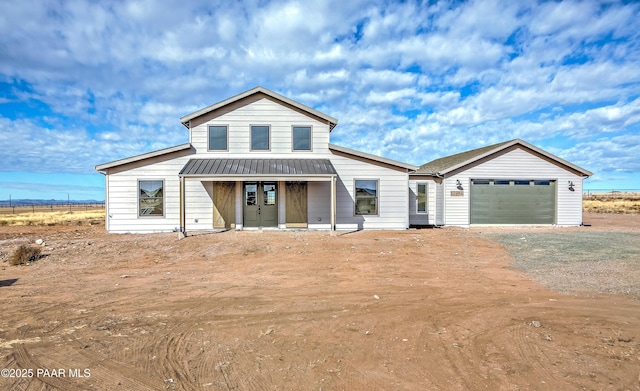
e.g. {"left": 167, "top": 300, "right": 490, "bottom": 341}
{"left": 179, "top": 158, "right": 337, "bottom": 176}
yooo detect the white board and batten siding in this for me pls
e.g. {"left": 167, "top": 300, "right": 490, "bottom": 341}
{"left": 443, "top": 147, "right": 585, "bottom": 227}
{"left": 189, "top": 96, "right": 332, "bottom": 157}
{"left": 104, "top": 150, "right": 194, "bottom": 233}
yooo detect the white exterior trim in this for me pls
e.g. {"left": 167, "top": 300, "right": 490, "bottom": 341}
{"left": 97, "top": 88, "right": 590, "bottom": 233}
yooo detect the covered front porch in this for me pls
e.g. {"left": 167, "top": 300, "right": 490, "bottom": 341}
{"left": 178, "top": 158, "right": 337, "bottom": 233}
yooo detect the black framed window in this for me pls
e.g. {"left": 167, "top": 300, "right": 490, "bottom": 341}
{"left": 251, "top": 125, "right": 270, "bottom": 150}
{"left": 292, "top": 126, "right": 311, "bottom": 151}
{"left": 208, "top": 125, "right": 228, "bottom": 151}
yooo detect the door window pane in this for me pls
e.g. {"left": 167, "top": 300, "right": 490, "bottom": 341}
{"left": 263, "top": 183, "right": 276, "bottom": 205}
{"left": 246, "top": 184, "right": 257, "bottom": 206}
{"left": 251, "top": 125, "right": 270, "bottom": 150}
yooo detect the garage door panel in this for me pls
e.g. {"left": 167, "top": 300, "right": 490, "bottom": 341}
{"left": 470, "top": 180, "right": 555, "bottom": 224}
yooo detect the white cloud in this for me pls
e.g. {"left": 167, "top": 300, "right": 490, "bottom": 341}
{"left": 0, "top": 0, "right": 639, "bottom": 190}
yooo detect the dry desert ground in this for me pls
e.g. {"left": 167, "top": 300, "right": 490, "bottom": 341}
{"left": 1, "top": 212, "right": 639, "bottom": 390}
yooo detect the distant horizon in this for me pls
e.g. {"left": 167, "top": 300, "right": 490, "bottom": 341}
{"left": 0, "top": 198, "right": 105, "bottom": 205}
{"left": 2, "top": 185, "right": 640, "bottom": 205}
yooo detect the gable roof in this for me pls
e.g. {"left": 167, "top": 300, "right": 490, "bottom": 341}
{"left": 414, "top": 139, "right": 592, "bottom": 177}
{"left": 329, "top": 143, "right": 418, "bottom": 171}
{"left": 95, "top": 143, "right": 193, "bottom": 172}
{"left": 179, "top": 86, "right": 339, "bottom": 131}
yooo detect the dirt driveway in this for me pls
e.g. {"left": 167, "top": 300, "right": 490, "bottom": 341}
{"left": 1, "top": 213, "right": 639, "bottom": 390}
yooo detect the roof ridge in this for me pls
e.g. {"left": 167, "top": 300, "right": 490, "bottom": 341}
{"left": 415, "top": 140, "right": 515, "bottom": 175}
{"left": 179, "top": 86, "right": 338, "bottom": 130}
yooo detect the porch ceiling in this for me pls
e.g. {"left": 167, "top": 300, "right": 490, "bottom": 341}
{"left": 179, "top": 158, "right": 337, "bottom": 178}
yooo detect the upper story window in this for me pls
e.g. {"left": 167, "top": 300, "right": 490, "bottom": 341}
{"left": 251, "top": 125, "right": 270, "bottom": 151}
{"left": 208, "top": 125, "right": 228, "bottom": 151}
{"left": 292, "top": 126, "right": 312, "bottom": 151}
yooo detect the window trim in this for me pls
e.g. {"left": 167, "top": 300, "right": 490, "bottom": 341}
{"left": 291, "top": 125, "right": 313, "bottom": 152}
{"left": 138, "top": 179, "right": 165, "bottom": 218}
{"left": 250, "top": 124, "right": 271, "bottom": 151}
{"left": 354, "top": 178, "right": 379, "bottom": 216}
{"left": 207, "top": 124, "right": 229, "bottom": 151}
{"left": 416, "top": 182, "right": 428, "bottom": 214}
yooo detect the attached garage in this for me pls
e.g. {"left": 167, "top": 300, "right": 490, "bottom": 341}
{"left": 409, "top": 139, "right": 592, "bottom": 227}
{"left": 470, "top": 179, "right": 556, "bottom": 224}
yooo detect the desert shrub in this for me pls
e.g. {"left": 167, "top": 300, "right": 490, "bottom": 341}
{"left": 9, "top": 245, "right": 42, "bottom": 266}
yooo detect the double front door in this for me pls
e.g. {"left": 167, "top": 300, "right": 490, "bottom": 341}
{"left": 244, "top": 182, "right": 278, "bottom": 227}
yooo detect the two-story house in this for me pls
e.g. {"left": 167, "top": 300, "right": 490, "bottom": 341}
{"left": 96, "top": 86, "right": 592, "bottom": 233}
{"left": 95, "top": 87, "right": 416, "bottom": 233}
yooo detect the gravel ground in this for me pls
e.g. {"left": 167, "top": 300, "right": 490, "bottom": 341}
{"left": 484, "top": 231, "right": 640, "bottom": 298}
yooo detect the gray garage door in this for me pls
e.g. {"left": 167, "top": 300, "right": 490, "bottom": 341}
{"left": 470, "top": 179, "right": 556, "bottom": 224}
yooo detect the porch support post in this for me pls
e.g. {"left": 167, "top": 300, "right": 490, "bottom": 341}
{"left": 278, "top": 180, "right": 286, "bottom": 229}
{"left": 235, "top": 181, "right": 243, "bottom": 230}
{"left": 330, "top": 176, "right": 336, "bottom": 231}
{"left": 180, "top": 176, "right": 186, "bottom": 238}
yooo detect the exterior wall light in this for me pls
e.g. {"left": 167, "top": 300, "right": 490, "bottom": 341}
{"left": 568, "top": 181, "right": 575, "bottom": 191}
{"left": 456, "top": 179, "right": 463, "bottom": 190}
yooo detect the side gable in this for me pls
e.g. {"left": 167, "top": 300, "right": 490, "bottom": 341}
{"left": 329, "top": 143, "right": 418, "bottom": 171}
{"left": 415, "top": 139, "right": 592, "bottom": 177}
{"left": 95, "top": 144, "right": 194, "bottom": 172}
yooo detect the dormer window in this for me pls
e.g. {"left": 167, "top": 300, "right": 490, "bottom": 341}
{"left": 292, "top": 126, "right": 312, "bottom": 151}
{"left": 208, "top": 125, "right": 228, "bottom": 151}
{"left": 251, "top": 125, "right": 270, "bottom": 151}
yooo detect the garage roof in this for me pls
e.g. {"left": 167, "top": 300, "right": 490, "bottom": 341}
{"left": 414, "top": 139, "right": 593, "bottom": 177}
{"left": 179, "top": 158, "right": 337, "bottom": 177}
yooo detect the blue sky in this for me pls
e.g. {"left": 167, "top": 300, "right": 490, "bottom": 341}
{"left": 1, "top": 0, "right": 639, "bottom": 201}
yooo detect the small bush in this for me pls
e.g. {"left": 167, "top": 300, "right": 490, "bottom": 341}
{"left": 9, "top": 245, "right": 42, "bottom": 266}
